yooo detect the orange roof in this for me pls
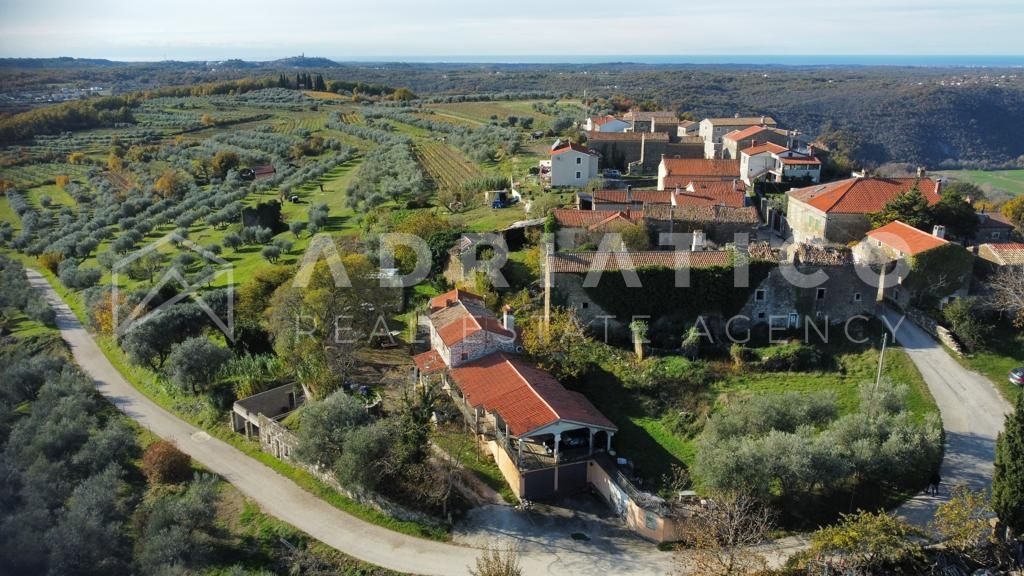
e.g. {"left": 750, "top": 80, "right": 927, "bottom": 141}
{"left": 450, "top": 353, "right": 616, "bottom": 437}
{"left": 743, "top": 142, "right": 789, "bottom": 156}
{"left": 591, "top": 115, "right": 621, "bottom": 126}
{"left": 592, "top": 189, "right": 673, "bottom": 205}
{"left": 789, "top": 177, "right": 941, "bottom": 214}
{"left": 676, "top": 181, "right": 747, "bottom": 208}
{"left": 661, "top": 158, "right": 739, "bottom": 179}
{"left": 866, "top": 221, "right": 949, "bottom": 256}
{"left": 553, "top": 208, "right": 645, "bottom": 228}
{"left": 725, "top": 125, "right": 772, "bottom": 142}
{"left": 431, "top": 299, "right": 514, "bottom": 348}
{"left": 551, "top": 143, "right": 597, "bottom": 156}
{"left": 413, "top": 350, "right": 446, "bottom": 374}
{"left": 779, "top": 156, "right": 821, "bottom": 165}
{"left": 429, "top": 289, "right": 484, "bottom": 313}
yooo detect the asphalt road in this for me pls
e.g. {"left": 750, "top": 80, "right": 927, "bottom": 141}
{"left": 26, "top": 269, "right": 675, "bottom": 576}
{"left": 882, "top": 307, "right": 1012, "bottom": 527}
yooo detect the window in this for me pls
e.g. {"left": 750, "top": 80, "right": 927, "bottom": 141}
{"left": 576, "top": 157, "right": 582, "bottom": 165}
{"left": 575, "top": 171, "right": 581, "bottom": 180}
{"left": 816, "top": 288, "right": 826, "bottom": 300}
{"left": 757, "top": 312, "right": 766, "bottom": 319}
{"left": 581, "top": 302, "right": 589, "bottom": 309}
{"left": 991, "top": 231, "right": 1002, "bottom": 239}
{"left": 854, "top": 292, "right": 862, "bottom": 302}
{"left": 755, "top": 289, "right": 766, "bottom": 301}
{"left": 461, "top": 352, "right": 468, "bottom": 361}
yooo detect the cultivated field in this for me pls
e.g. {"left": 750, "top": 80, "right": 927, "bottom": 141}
{"left": 938, "top": 169, "right": 1024, "bottom": 198}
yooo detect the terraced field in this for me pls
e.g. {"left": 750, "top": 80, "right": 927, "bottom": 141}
{"left": 414, "top": 140, "right": 482, "bottom": 191}
{"left": 1, "top": 163, "right": 90, "bottom": 189}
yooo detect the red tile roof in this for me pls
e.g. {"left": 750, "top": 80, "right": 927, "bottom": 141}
{"left": 429, "top": 289, "right": 484, "bottom": 313}
{"left": 725, "top": 125, "right": 773, "bottom": 143}
{"left": 866, "top": 220, "right": 949, "bottom": 256}
{"left": 592, "top": 189, "right": 673, "bottom": 205}
{"left": 661, "top": 158, "right": 739, "bottom": 181}
{"left": 676, "top": 181, "right": 747, "bottom": 208}
{"left": 591, "top": 115, "right": 621, "bottom": 126}
{"left": 431, "top": 299, "right": 514, "bottom": 348}
{"left": 450, "top": 353, "right": 616, "bottom": 437}
{"left": 645, "top": 204, "right": 759, "bottom": 225}
{"left": 548, "top": 250, "right": 734, "bottom": 273}
{"left": 551, "top": 143, "right": 598, "bottom": 156}
{"left": 980, "top": 242, "right": 1024, "bottom": 266}
{"left": 553, "top": 208, "right": 645, "bottom": 228}
{"left": 743, "top": 142, "right": 789, "bottom": 156}
{"left": 779, "top": 155, "right": 821, "bottom": 165}
{"left": 413, "top": 350, "right": 446, "bottom": 375}
{"left": 789, "top": 177, "right": 941, "bottom": 214}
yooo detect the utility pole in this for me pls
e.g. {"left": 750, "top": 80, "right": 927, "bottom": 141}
{"left": 875, "top": 332, "right": 888, "bottom": 390}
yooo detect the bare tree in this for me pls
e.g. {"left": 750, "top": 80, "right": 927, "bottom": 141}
{"left": 988, "top": 266, "right": 1024, "bottom": 327}
{"left": 675, "top": 493, "right": 775, "bottom": 576}
{"left": 468, "top": 542, "right": 522, "bottom": 576}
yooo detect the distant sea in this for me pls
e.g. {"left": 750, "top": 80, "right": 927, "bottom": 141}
{"left": 341, "top": 54, "right": 1024, "bottom": 67}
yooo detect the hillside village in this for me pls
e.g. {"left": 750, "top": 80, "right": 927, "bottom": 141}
{"left": 1, "top": 79, "right": 1023, "bottom": 576}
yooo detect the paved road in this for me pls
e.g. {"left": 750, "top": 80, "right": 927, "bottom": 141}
{"left": 882, "top": 308, "right": 1012, "bottom": 527}
{"left": 26, "top": 269, "right": 675, "bottom": 576}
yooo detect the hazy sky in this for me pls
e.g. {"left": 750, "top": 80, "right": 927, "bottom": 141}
{"left": 0, "top": 0, "right": 1021, "bottom": 61}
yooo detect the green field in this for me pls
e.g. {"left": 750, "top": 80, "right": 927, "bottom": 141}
{"left": 937, "top": 169, "right": 1024, "bottom": 198}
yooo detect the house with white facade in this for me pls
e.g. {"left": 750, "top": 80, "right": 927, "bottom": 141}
{"left": 699, "top": 116, "right": 777, "bottom": 159}
{"left": 550, "top": 142, "right": 600, "bottom": 187}
{"left": 740, "top": 143, "right": 821, "bottom": 186}
{"left": 585, "top": 115, "right": 630, "bottom": 133}
{"left": 721, "top": 125, "right": 791, "bottom": 159}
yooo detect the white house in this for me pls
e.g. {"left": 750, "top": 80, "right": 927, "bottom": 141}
{"left": 740, "top": 143, "right": 821, "bottom": 187}
{"left": 550, "top": 143, "right": 600, "bottom": 187}
{"left": 699, "top": 116, "right": 777, "bottom": 159}
{"left": 585, "top": 115, "right": 630, "bottom": 133}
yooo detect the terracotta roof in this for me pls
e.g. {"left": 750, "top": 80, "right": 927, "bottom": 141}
{"left": 866, "top": 220, "right": 949, "bottom": 256}
{"left": 586, "top": 212, "right": 643, "bottom": 231}
{"left": 548, "top": 250, "right": 733, "bottom": 273}
{"left": 553, "top": 208, "right": 645, "bottom": 228}
{"left": 592, "top": 189, "right": 673, "bottom": 205}
{"left": 979, "top": 242, "right": 1024, "bottom": 266}
{"left": 788, "top": 177, "right": 941, "bottom": 214}
{"left": 725, "top": 125, "right": 773, "bottom": 142}
{"left": 586, "top": 131, "right": 670, "bottom": 142}
{"left": 742, "top": 142, "right": 789, "bottom": 156}
{"left": 675, "top": 181, "right": 747, "bottom": 208}
{"left": 661, "top": 158, "right": 739, "bottom": 180}
{"left": 645, "top": 204, "right": 760, "bottom": 225}
{"left": 429, "top": 289, "right": 484, "bottom": 313}
{"left": 591, "top": 115, "right": 621, "bottom": 126}
{"left": 704, "top": 116, "right": 777, "bottom": 126}
{"left": 431, "top": 297, "right": 514, "bottom": 348}
{"left": 450, "top": 353, "right": 616, "bottom": 437}
{"left": 551, "top": 142, "right": 598, "bottom": 156}
{"left": 413, "top": 350, "right": 446, "bottom": 374}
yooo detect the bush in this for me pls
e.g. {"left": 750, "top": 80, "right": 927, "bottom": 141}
{"left": 141, "top": 440, "right": 192, "bottom": 484}
{"left": 38, "top": 252, "right": 65, "bottom": 274}
{"left": 942, "top": 297, "right": 991, "bottom": 352}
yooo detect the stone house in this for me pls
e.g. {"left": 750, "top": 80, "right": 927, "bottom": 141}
{"left": 550, "top": 142, "right": 600, "bottom": 187}
{"left": 552, "top": 208, "right": 647, "bottom": 250}
{"left": 721, "top": 125, "right": 792, "bottom": 160}
{"left": 699, "top": 116, "right": 777, "bottom": 159}
{"left": 977, "top": 242, "right": 1024, "bottom": 271}
{"left": 644, "top": 204, "right": 760, "bottom": 245}
{"left": 974, "top": 211, "right": 1016, "bottom": 244}
{"left": 425, "top": 289, "right": 517, "bottom": 367}
{"left": 786, "top": 177, "right": 942, "bottom": 245}
{"left": 622, "top": 110, "right": 679, "bottom": 135}
{"left": 853, "top": 220, "right": 973, "bottom": 309}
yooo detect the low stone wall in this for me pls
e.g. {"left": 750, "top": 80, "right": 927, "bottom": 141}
{"left": 253, "top": 414, "right": 445, "bottom": 529}
{"left": 904, "top": 307, "right": 963, "bottom": 356}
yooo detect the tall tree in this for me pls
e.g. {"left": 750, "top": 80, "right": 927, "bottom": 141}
{"left": 1002, "top": 195, "right": 1024, "bottom": 231}
{"left": 931, "top": 186, "right": 979, "bottom": 240}
{"left": 993, "top": 392, "right": 1024, "bottom": 536}
{"left": 869, "top": 186, "right": 932, "bottom": 230}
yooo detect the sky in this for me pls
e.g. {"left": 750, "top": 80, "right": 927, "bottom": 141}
{"left": 0, "top": 0, "right": 1021, "bottom": 62}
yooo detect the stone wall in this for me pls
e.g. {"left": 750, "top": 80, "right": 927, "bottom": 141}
{"left": 737, "top": 263, "right": 875, "bottom": 332}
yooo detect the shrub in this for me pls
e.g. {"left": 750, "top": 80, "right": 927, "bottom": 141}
{"left": 141, "top": 440, "right": 192, "bottom": 484}
{"left": 38, "top": 252, "right": 65, "bottom": 274}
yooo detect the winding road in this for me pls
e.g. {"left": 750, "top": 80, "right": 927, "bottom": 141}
{"left": 882, "top": 308, "right": 1012, "bottom": 526}
{"left": 26, "top": 269, "right": 675, "bottom": 576}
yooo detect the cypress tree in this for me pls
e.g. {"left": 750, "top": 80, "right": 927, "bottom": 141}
{"left": 993, "top": 392, "right": 1024, "bottom": 535}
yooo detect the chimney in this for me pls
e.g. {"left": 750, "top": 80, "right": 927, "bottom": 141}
{"left": 692, "top": 230, "right": 706, "bottom": 251}
{"left": 626, "top": 184, "right": 632, "bottom": 204}
{"left": 502, "top": 305, "right": 515, "bottom": 334}
{"left": 917, "top": 166, "right": 926, "bottom": 178}
{"left": 932, "top": 225, "right": 946, "bottom": 239}
{"left": 807, "top": 144, "right": 815, "bottom": 158}
{"left": 760, "top": 115, "right": 766, "bottom": 126}
{"left": 935, "top": 178, "right": 942, "bottom": 195}
{"left": 733, "top": 178, "right": 740, "bottom": 191}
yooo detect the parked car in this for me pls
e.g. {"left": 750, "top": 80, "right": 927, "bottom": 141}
{"left": 603, "top": 169, "right": 621, "bottom": 178}
{"left": 1010, "top": 367, "right": 1024, "bottom": 387}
